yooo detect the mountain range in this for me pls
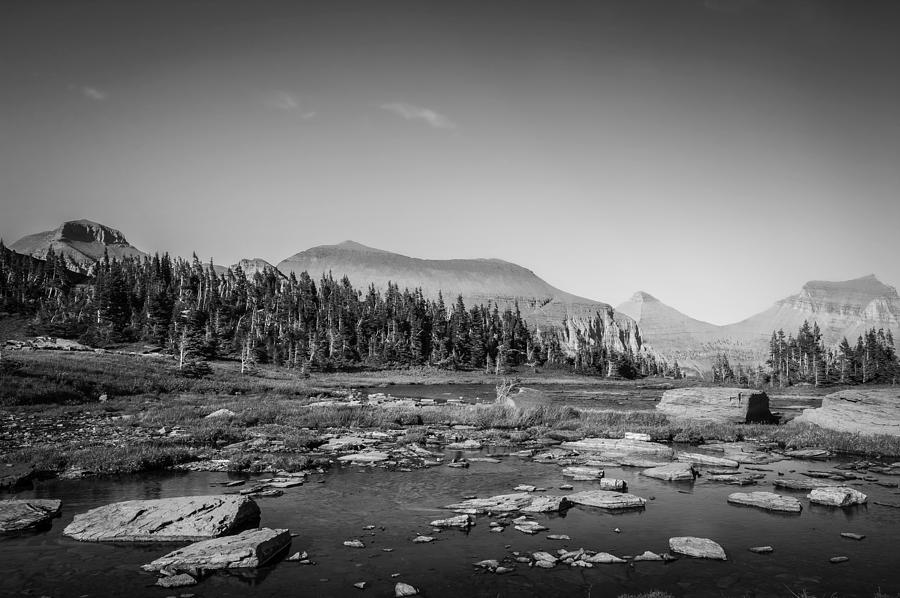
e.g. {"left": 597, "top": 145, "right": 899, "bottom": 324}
{"left": 7, "top": 219, "right": 898, "bottom": 375}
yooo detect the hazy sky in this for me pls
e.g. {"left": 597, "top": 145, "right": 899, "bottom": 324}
{"left": 2, "top": 0, "right": 899, "bottom": 324}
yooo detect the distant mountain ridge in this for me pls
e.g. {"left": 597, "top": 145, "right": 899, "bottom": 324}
{"left": 619, "top": 275, "right": 900, "bottom": 375}
{"left": 9, "top": 219, "right": 147, "bottom": 271}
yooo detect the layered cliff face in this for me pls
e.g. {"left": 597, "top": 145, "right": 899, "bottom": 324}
{"left": 10, "top": 220, "right": 147, "bottom": 271}
{"left": 277, "top": 241, "right": 644, "bottom": 358}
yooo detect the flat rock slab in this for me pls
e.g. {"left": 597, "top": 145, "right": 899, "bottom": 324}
{"left": 642, "top": 463, "right": 696, "bottom": 482}
{"left": 0, "top": 499, "right": 62, "bottom": 533}
{"left": 793, "top": 389, "right": 900, "bottom": 437}
{"left": 774, "top": 478, "right": 841, "bottom": 491}
{"left": 561, "top": 438, "right": 674, "bottom": 459}
{"left": 677, "top": 453, "right": 739, "bottom": 468}
{"left": 430, "top": 514, "right": 473, "bottom": 528}
{"left": 658, "top": 388, "right": 777, "bottom": 424}
{"left": 598, "top": 478, "right": 627, "bottom": 491}
{"left": 444, "top": 493, "right": 569, "bottom": 514}
{"left": 808, "top": 487, "right": 868, "bottom": 507}
{"left": 562, "top": 466, "right": 603, "bottom": 479}
{"left": 669, "top": 536, "right": 727, "bottom": 560}
{"left": 337, "top": 452, "right": 389, "bottom": 463}
{"left": 727, "top": 492, "right": 802, "bottom": 513}
{"left": 566, "top": 490, "right": 646, "bottom": 510}
{"left": 143, "top": 528, "right": 291, "bottom": 572}
{"left": 64, "top": 495, "right": 260, "bottom": 542}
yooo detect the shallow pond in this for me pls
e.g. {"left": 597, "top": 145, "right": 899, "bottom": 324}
{"left": 5, "top": 446, "right": 900, "bottom": 597}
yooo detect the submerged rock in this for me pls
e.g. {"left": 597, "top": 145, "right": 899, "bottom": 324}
{"left": 633, "top": 550, "right": 664, "bottom": 561}
{"left": 582, "top": 552, "right": 625, "bottom": 564}
{"left": 727, "top": 492, "right": 802, "bottom": 513}
{"left": 566, "top": 490, "right": 646, "bottom": 510}
{"left": 749, "top": 546, "right": 774, "bottom": 554}
{"left": 430, "top": 514, "right": 473, "bottom": 529}
{"left": 63, "top": 495, "right": 260, "bottom": 542}
{"left": 156, "top": 573, "right": 197, "bottom": 588}
{"left": 840, "top": 532, "right": 865, "bottom": 540}
{"left": 641, "top": 463, "right": 697, "bottom": 482}
{"left": 143, "top": 528, "right": 291, "bottom": 572}
{"left": 669, "top": 536, "right": 727, "bottom": 560}
{"left": 0, "top": 499, "right": 62, "bottom": 533}
{"left": 808, "top": 487, "right": 868, "bottom": 507}
{"left": 658, "top": 388, "right": 778, "bottom": 424}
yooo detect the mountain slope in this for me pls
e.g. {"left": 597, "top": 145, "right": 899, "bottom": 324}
{"left": 10, "top": 220, "right": 147, "bottom": 271}
{"left": 278, "top": 241, "right": 604, "bottom": 323}
{"left": 232, "top": 258, "right": 284, "bottom": 279}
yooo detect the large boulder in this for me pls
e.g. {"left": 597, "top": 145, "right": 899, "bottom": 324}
{"left": 566, "top": 490, "right": 646, "bottom": 510}
{"left": 669, "top": 536, "right": 727, "bottom": 560}
{"left": 143, "top": 528, "right": 291, "bottom": 572}
{"left": 792, "top": 389, "right": 900, "bottom": 436}
{"left": 560, "top": 438, "right": 674, "bottom": 459}
{"left": 0, "top": 499, "right": 62, "bottom": 532}
{"left": 657, "top": 388, "right": 778, "bottom": 424}
{"left": 727, "top": 492, "right": 802, "bottom": 513}
{"left": 64, "top": 495, "right": 260, "bottom": 542}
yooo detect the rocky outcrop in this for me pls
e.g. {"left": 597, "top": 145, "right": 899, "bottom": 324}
{"left": 63, "top": 495, "right": 260, "bottom": 542}
{"left": 669, "top": 536, "right": 727, "bottom": 560}
{"left": 566, "top": 490, "right": 646, "bottom": 510}
{"left": 676, "top": 452, "right": 740, "bottom": 468}
{"left": 727, "top": 492, "right": 802, "bottom": 513}
{"left": 792, "top": 389, "right": 900, "bottom": 436}
{"left": 561, "top": 438, "right": 674, "bottom": 459}
{"left": 143, "top": 528, "right": 291, "bottom": 572}
{"left": 0, "top": 499, "right": 62, "bottom": 532}
{"left": 10, "top": 219, "right": 147, "bottom": 272}
{"left": 808, "top": 487, "right": 868, "bottom": 507}
{"left": 641, "top": 463, "right": 697, "bottom": 482}
{"left": 658, "top": 388, "right": 778, "bottom": 424}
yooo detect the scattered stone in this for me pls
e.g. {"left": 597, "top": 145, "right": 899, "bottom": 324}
{"left": 749, "top": 546, "right": 773, "bottom": 554}
{"left": 444, "top": 493, "right": 569, "bottom": 515}
{"left": 830, "top": 556, "right": 850, "bottom": 564}
{"left": 562, "top": 467, "right": 603, "bottom": 479}
{"left": 205, "top": 408, "right": 235, "bottom": 419}
{"left": 582, "top": 552, "right": 625, "bottom": 564}
{"left": 808, "top": 487, "right": 868, "bottom": 507}
{"left": 344, "top": 539, "right": 365, "bottom": 548}
{"left": 354, "top": 582, "right": 368, "bottom": 590}
{"left": 559, "top": 484, "right": 573, "bottom": 490}
{"left": 395, "top": 582, "right": 419, "bottom": 596}
{"left": 706, "top": 474, "right": 758, "bottom": 486}
{"left": 547, "top": 534, "right": 570, "bottom": 540}
{"left": 669, "top": 537, "right": 727, "bottom": 560}
{"left": 412, "top": 536, "right": 434, "bottom": 543}
{"left": 143, "top": 528, "right": 291, "bottom": 572}
{"left": 641, "top": 463, "right": 697, "bottom": 482}
{"left": 633, "top": 551, "right": 664, "bottom": 561}
{"left": 286, "top": 551, "right": 307, "bottom": 561}
{"left": 474, "top": 559, "right": 499, "bottom": 570}
{"left": 495, "top": 566, "right": 514, "bottom": 574}
{"left": 784, "top": 449, "right": 831, "bottom": 460}
{"left": 840, "top": 532, "right": 865, "bottom": 540}
{"left": 430, "top": 514, "right": 473, "bottom": 529}
{"left": 624, "top": 432, "right": 652, "bottom": 441}
{"left": 155, "top": 573, "right": 197, "bottom": 588}
{"left": 599, "top": 478, "right": 627, "bottom": 491}
{"left": 566, "top": 490, "right": 646, "bottom": 510}
{"left": 0, "top": 499, "right": 62, "bottom": 533}
{"left": 513, "top": 484, "right": 537, "bottom": 492}
{"left": 514, "top": 521, "right": 547, "bottom": 534}
{"left": 63, "top": 495, "right": 260, "bottom": 542}
{"left": 727, "top": 492, "right": 802, "bottom": 513}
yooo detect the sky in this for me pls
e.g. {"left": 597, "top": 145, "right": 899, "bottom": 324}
{"left": 2, "top": 0, "right": 899, "bottom": 325}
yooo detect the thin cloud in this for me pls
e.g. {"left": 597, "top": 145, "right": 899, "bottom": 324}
{"left": 264, "top": 91, "right": 317, "bottom": 119}
{"left": 380, "top": 102, "right": 456, "bottom": 130}
{"left": 81, "top": 86, "right": 108, "bottom": 101}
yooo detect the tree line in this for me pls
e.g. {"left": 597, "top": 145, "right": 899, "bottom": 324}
{"left": 0, "top": 242, "right": 666, "bottom": 378}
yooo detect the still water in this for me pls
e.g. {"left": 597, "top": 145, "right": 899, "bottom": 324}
{"left": 3, "top": 448, "right": 898, "bottom": 598}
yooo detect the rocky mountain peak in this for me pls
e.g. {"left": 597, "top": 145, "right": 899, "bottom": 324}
{"left": 52, "top": 220, "right": 131, "bottom": 246}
